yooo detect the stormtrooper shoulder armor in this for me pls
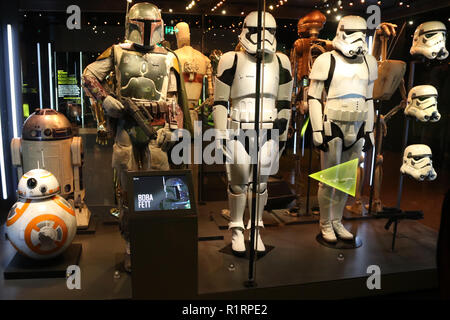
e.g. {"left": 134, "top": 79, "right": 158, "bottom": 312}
{"left": 309, "top": 51, "right": 332, "bottom": 81}
{"left": 217, "top": 51, "right": 238, "bottom": 86}
{"left": 276, "top": 52, "right": 293, "bottom": 83}
{"left": 365, "top": 54, "right": 378, "bottom": 81}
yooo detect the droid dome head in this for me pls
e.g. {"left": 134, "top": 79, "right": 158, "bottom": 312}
{"left": 333, "top": 15, "right": 368, "bottom": 58}
{"left": 405, "top": 85, "right": 440, "bottom": 122}
{"left": 400, "top": 144, "right": 437, "bottom": 181}
{"left": 164, "top": 178, "right": 189, "bottom": 203}
{"left": 17, "top": 169, "right": 60, "bottom": 199}
{"left": 22, "top": 108, "right": 72, "bottom": 141}
{"left": 297, "top": 10, "right": 326, "bottom": 38}
{"left": 239, "top": 11, "right": 277, "bottom": 55}
{"left": 410, "top": 21, "right": 448, "bottom": 60}
{"left": 125, "top": 2, "right": 164, "bottom": 49}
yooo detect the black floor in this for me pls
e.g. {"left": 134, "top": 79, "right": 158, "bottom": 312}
{"left": 0, "top": 201, "right": 438, "bottom": 299}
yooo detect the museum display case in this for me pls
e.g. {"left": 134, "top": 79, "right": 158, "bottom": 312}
{"left": 0, "top": 0, "right": 449, "bottom": 301}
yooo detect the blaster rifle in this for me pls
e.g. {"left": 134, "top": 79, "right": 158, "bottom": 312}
{"left": 373, "top": 207, "right": 424, "bottom": 251}
{"left": 119, "top": 96, "right": 158, "bottom": 140}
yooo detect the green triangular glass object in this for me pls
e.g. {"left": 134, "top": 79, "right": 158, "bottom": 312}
{"left": 309, "top": 158, "right": 359, "bottom": 197}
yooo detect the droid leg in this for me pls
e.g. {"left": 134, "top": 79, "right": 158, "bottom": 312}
{"left": 226, "top": 139, "right": 251, "bottom": 255}
{"left": 318, "top": 137, "right": 342, "bottom": 243}
{"left": 71, "top": 136, "right": 91, "bottom": 229}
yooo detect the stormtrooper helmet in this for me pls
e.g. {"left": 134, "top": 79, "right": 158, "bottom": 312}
{"left": 410, "top": 21, "right": 448, "bottom": 60}
{"left": 405, "top": 85, "right": 440, "bottom": 122}
{"left": 125, "top": 2, "right": 164, "bottom": 49}
{"left": 332, "top": 15, "right": 368, "bottom": 57}
{"left": 239, "top": 11, "right": 277, "bottom": 55}
{"left": 400, "top": 144, "right": 437, "bottom": 181}
{"left": 17, "top": 169, "right": 60, "bottom": 199}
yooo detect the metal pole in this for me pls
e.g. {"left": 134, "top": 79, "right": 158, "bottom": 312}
{"left": 396, "top": 61, "right": 416, "bottom": 209}
{"left": 245, "top": 0, "right": 263, "bottom": 288}
{"left": 368, "top": 103, "right": 382, "bottom": 214}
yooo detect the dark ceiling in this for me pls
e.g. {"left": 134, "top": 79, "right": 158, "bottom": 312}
{"left": 18, "top": 0, "right": 450, "bottom": 20}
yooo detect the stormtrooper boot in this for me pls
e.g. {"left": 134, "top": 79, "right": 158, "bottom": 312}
{"left": 332, "top": 191, "right": 354, "bottom": 240}
{"left": 228, "top": 189, "right": 247, "bottom": 256}
{"left": 318, "top": 183, "right": 337, "bottom": 243}
{"left": 247, "top": 188, "right": 268, "bottom": 253}
{"left": 332, "top": 220, "right": 354, "bottom": 240}
{"left": 231, "top": 227, "right": 246, "bottom": 255}
{"left": 319, "top": 220, "right": 337, "bottom": 243}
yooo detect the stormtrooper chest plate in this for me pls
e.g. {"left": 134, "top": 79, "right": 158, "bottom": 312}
{"left": 117, "top": 51, "right": 169, "bottom": 101}
{"left": 230, "top": 52, "right": 279, "bottom": 123}
{"left": 327, "top": 52, "right": 369, "bottom": 99}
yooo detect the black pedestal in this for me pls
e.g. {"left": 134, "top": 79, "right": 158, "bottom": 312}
{"left": 316, "top": 234, "right": 362, "bottom": 249}
{"left": 3, "top": 243, "right": 82, "bottom": 280}
{"left": 130, "top": 213, "right": 197, "bottom": 299}
{"left": 219, "top": 241, "right": 275, "bottom": 260}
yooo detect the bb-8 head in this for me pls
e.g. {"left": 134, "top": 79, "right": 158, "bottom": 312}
{"left": 6, "top": 169, "right": 77, "bottom": 260}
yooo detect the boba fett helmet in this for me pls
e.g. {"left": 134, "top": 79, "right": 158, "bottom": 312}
{"left": 125, "top": 2, "right": 164, "bottom": 49}
{"left": 164, "top": 178, "right": 189, "bottom": 203}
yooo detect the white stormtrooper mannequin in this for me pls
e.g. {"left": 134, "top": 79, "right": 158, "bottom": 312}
{"left": 308, "top": 16, "right": 378, "bottom": 243}
{"left": 410, "top": 21, "right": 448, "bottom": 60}
{"left": 404, "top": 85, "right": 441, "bottom": 122}
{"left": 400, "top": 144, "right": 437, "bottom": 181}
{"left": 213, "top": 11, "right": 293, "bottom": 255}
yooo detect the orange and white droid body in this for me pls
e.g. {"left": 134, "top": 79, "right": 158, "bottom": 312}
{"left": 5, "top": 169, "right": 77, "bottom": 260}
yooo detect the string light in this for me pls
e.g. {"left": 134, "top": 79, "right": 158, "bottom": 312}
{"left": 186, "top": 0, "right": 197, "bottom": 10}
{"left": 211, "top": 0, "right": 226, "bottom": 12}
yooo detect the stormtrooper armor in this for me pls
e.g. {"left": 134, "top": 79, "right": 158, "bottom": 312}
{"left": 410, "top": 21, "right": 448, "bottom": 60}
{"left": 308, "top": 16, "right": 377, "bottom": 243}
{"left": 6, "top": 169, "right": 77, "bottom": 260}
{"left": 82, "top": 2, "right": 190, "bottom": 272}
{"left": 213, "top": 11, "right": 293, "bottom": 255}
{"left": 405, "top": 85, "right": 441, "bottom": 122}
{"left": 400, "top": 145, "right": 437, "bottom": 181}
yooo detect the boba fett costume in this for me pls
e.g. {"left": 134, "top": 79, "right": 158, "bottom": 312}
{"left": 82, "top": 2, "right": 191, "bottom": 267}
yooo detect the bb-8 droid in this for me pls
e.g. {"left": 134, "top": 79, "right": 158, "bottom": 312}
{"left": 5, "top": 169, "right": 77, "bottom": 260}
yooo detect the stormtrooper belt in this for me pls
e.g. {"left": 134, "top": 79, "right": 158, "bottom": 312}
{"left": 326, "top": 100, "right": 368, "bottom": 122}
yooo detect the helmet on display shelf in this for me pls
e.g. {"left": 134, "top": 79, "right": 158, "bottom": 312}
{"left": 239, "top": 11, "right": 277, "bottom": 55}
{"left": 17, "top": 169, "right": 61, "bottom": 199}
{"left": 405, "top": 85, "right": 440, "bottom": 122}
{"left": 22, "top": 108, "right": 73, "bottom": 141}
{"left": 410, "top": 21, "right": 448, "bottom": 60}
{"left": 6, "top": 169, "right": 77, "bottom": 260}
{"left": 125, "top": 2, "right": 164, "bottom": 49}
{"left": 400, "top": 144, "right": 437, "bottom": 181}
{"left": 332, "top": 15, "right": 368, "bottom": 58}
